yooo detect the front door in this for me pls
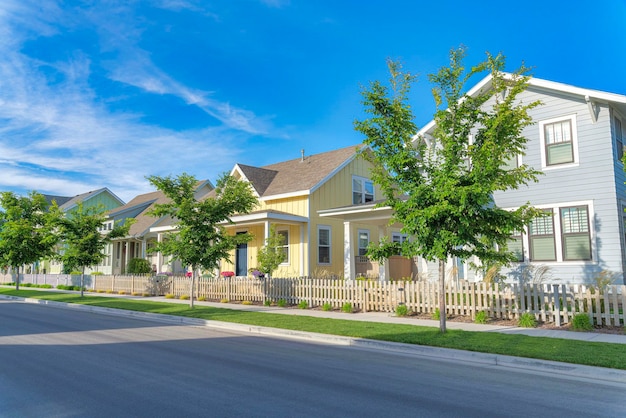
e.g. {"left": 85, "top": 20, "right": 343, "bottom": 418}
{"left": 235, "top": 232, "right": 248, "bottom": 277}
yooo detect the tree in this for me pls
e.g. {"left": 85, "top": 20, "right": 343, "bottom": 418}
{"left": 147, "top": 172, "right": 257, "bottom": 308}
{"left": 355, "top": 48, "right": 542, "bottom": 332}
{"left": 58, "top": 201, "right": 132, "bottom": 297}
{"left": 257, "top": 225, "right": 286, "bottom": 278}
{"left": 0, "top": 191, "right": 61, "bottom": 290}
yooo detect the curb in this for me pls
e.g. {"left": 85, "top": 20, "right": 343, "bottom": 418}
{"left": 3, "top": 295, "right": 626, "bottom": 384}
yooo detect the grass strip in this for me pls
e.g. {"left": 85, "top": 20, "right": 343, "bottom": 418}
{"left": 2, "top": 288, "right": 625, "bottom": 370}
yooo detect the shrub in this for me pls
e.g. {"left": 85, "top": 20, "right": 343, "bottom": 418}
{"left": 118, "top": 291, "right": 127, "bottom": 295}
{"left": 142, "top": 293, "right": 151, "bottom": 297}
{"left": 298, "top": 300, "right": 309, "bottom": 309}
{"left": 127, "top": 258, "right": 153, "bottom": 274}
{"left": 220, "top": 298, "right": 229, "bottom": 303}
{"left": 431, "top": 308, "right": 440, "bottom": 320}
{"left": 341, "top": 303, "right": 353, "bottom": 313}
{"left": 105, "top": 290, "right": 114, "bottom": 294}
{"left": 474, "top": 311, "right": 488, "bottom": 324}
{"left": 277, "top": 299, "right": 287, "bottom": 308}
{"left": 263, "top": 300, "right": 271, "bottom": 306}
{"left": 198, "top": 296, "right": 207, "bottom": 302}
{"left": 571, "top": 313, "right": 593, "bottom": 331}
{"left": 395, "top": 304, "right": 408, "bottom": 317}
{"left": 242, "top": 300, "right": 253, "bottom": 305}
{"left": 322, "top": 303, "right": 332, "bottom": 312}
{"left": 180, "top": 295, "right": 190, "bottom": 300}
{"left": 131, "top": 292, "right": 141, "bottom": 296}
{"left": 518, "top": 312, "right": 537, "bottom": 328}
{"left": 165, "top": 293, "right": 175, "bottom": 299}
{"left": 91, "top": 271, "right": 103, "bottom": 275}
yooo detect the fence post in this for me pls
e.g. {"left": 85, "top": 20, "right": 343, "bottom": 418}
{"left": 554, "top": 284, "right": 561, "bottom": 327}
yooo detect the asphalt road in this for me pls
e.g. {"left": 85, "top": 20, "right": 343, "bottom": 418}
{"left": 1, "top": 300, "right": 625, "bottom": 417}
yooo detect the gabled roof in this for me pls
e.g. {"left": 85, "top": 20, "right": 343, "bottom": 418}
{"left": 417, "top": 73, "right": 626, "bottom": 137}
{"left": 231, "top": 144, "right": 362, "bottom": 199}
{"left": 43, "top": 187, "right": 125, "bottom": 211}
{"left": 109, "top": 180, "right": 213, "bottom": 238}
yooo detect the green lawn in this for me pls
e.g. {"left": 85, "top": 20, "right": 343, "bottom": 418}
{"left": 2, "top": 288, "right": 625, "bottom": 370}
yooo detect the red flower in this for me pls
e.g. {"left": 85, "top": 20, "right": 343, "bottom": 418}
{"left": 221, "top": 271, "right": 235, "bottom": 277}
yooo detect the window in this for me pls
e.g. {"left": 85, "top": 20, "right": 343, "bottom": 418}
{"left": 508, "top": 229, "right": 524, "bottom": 262}
{"left": 277, "top": 229, "right": 289, "bottom": 264}
{"left": 529, "top": 210, "right": 556, "bottom": 261}
{"left": 560, "top": 206, "right": 591, "bottom": 260}
{"left": 352, "top": 176, "right": 374, "bottom": 205}
{"left": 502, "top": 154, "right": 519, "bottom": 171}
{"left": 615, "top": 116, "right": 624, "bottom": 162}
{"left": 357, "top": 230, "right": 370, "bottom": 257}
{"left": 541, "top": 117, "right": 575, "bottom": 166}
{"left": 392, "top": 232, "right": 408, "bottom": 255}
{"left": 318, "top": 226, "right": 331, "bottom": 264}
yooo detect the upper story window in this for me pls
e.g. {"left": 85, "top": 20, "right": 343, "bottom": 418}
{"left": 352, "top": 176, "right": 374, "bottom": 205}
{"left": 615, "top": 116, "right": 624, "bottom": 162}
{"left": 539, "top": 115, "right": 578, "bottom": 168}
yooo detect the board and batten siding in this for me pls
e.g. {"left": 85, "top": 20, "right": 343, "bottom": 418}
{"left": 492, "top": 87, "right": 625, "bottom": 283}
{"left": 309, "top": 155, "right": 381, "bottom": 277}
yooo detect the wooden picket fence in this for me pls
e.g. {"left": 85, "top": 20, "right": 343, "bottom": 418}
{"left": 4, "top": 273, "right": 625, "bottom": 327}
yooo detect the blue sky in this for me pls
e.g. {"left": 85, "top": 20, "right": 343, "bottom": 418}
{"left": 1, "top": 0, "right": 625, "bottom": 202}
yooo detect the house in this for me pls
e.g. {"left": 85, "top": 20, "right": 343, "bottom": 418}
{"left": 97, "top": 180, "right": 214, "bottom": 275}
{"left": 322, "top": 75, "right": 626, "bottom": 285}
{"left": 148, "top": 145, "right": 414, "bottom": 278}
{"left": 43, "top": 188, "right": 125, "bottom": 274}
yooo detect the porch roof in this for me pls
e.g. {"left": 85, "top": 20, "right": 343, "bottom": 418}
{"left": 318, "top": 201, "right": 398, "bottom": 226}
{"left": 227, "top": 209, "right": 309, "bottom": 226}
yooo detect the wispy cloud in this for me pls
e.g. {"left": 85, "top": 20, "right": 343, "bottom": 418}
{"left": 0, "top": 1, "right": 271, "bottom": 202}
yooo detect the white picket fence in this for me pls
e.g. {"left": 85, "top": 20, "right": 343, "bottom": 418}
{"left": 3, "top": 273, "right": 625, "bottom": 327}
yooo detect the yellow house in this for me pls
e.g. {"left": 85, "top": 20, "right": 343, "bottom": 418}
{"left": 214, "top": 145, "right": 410, "bottom": 279}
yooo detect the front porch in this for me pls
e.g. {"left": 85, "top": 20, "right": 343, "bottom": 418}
{"left": 355, "top": 255, "right": 414, "bottom": 280}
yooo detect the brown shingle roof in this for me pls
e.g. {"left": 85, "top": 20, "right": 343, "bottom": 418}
{"left": 241, "top": 144, "right": 361, "bottom": 197}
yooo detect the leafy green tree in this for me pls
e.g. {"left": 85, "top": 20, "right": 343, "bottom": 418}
{"left": 355, "top": 48, "right": 542, "bottom": 332}
{"left": 257, "top": 225, "right": 286, "bottom": 278}
{"left": 0, "top": 191, "right": 61, "bottom": 290}
{"left": 58, "top": 201, "right": 132, "bottom": 297}
{"left": 147, "top": 173, "right": 257, "bottom": 308}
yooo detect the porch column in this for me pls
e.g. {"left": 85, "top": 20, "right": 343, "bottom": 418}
{"left": 124, "top": 240, "right": 131, "bottom": 273}
{"left": 300, "top": 224, "right": 305, "bottom": 277}
{"left": 264, "top": 221, "right": 270, "bottom": 241}
{"left": 141, "top": 239, "right": 147, "bottom": 258}
{"left": 344, "top": 221, "right": 355, "bottom": 280}
{"left": 378, "top": 225, "right": 390, "bottom": 282}
{"left": 157, "top": 233, "right": 164, "bottom": 273}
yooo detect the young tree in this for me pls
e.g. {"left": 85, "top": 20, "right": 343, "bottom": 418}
{"left": 257, "top": 225, "right": 286, "bottom": 278}
{"left": 147, "top": 172, "right": 257, "bottom": 308}
{"left": 58, "top": 201, "right": 132, "bottom": 297}
{"left": 355, "top": 48, "right": 542, "bottom": 332}
{"left": 0, "top": 191, "right": 61, "bottom": 290}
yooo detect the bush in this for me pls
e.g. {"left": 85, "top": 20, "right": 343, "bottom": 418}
{"left": 118, "top": 291, "right": 127, "bottom": 295}
{"left": 298, "top": 300, "right": 309, "bottom": 309}
{"left": 322, "top": 303, "right": 332, "bottom": 311}
{"left": 518, "top": 312, "right": 537, "bottom": 328}
{"left": 242, "top": 300, "right": 253, "bottom": 305}
{"left": 220, "top": 298, "right": 229, "bottom": 303}
{"left": 198, "top": 296, "right": 207, "bottom": 302}
{"left": 277, "top": 299, "right": 287, "bottom": 308}
{"left": 474, "top": 311, "right": 488, "bottom": 324}
{"left": 127, "top": 258, "right": 153, "bottom": 274}
{"left": 263, "top": 300, "right": 271, "bottom": 306}
{"left": 341, "top": 303, "right": 353, "bottom": 313}
{"left": 571, "top": 313, "right": 593, "bottom": 331}
{"left": 165, "top": 293, "right": 175, "bottom": 299}
{"left": 180, "top": 295, "right": 190, "bottom": 300}
{"left": 395, "top": 304, "right": 408, "bottom": 317}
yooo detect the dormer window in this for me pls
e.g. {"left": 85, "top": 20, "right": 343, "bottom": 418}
{"left": 352, "top": 176, "right": 374, "bottom": 205}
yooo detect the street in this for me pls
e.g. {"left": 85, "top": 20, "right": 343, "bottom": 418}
{"left": 1, "top": 300, "right": 624, "bottom": 417}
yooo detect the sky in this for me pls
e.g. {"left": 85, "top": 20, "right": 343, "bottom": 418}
{"left": 1, "top": 0, "right": 625, "bottom": 203}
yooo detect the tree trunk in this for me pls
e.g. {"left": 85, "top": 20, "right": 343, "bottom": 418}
{"left": 189, "top": 269, "right": 195, "bottom": 309}
{"left": 80, "top": 266, "right": 85, "bottom": 297}
{"left": 438, "top": 259, "right": 447, "bottom": 333}
{"left": 15, "top": 266, "right": 20, "bottom": 291}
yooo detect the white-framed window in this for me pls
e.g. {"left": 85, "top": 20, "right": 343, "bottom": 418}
{"left": 317, "top": 225, "right": 331, "bottom": 265}
{"left": 352, "top": 176, "right": 374, "bottom": 205}
{"left": 539, "top": 115, "right": 578, "bottom": 168}
{"left": 358, "top": 229, "right": 370, "bottom": 257}
{"left": 615, "top": 116, "right": 624, "bottom": 162}
{"left": 507, "top": 229, "right": 524, "bottom": 262}
{"left": 277, "top": 229, "right": 289, "bottom": 264}
{"left": 529, "top": 209, "right": 556, "bottom": 261}
{"left": 560, "top": 206, "right": 591, "bottom": 261}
